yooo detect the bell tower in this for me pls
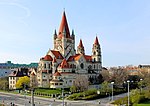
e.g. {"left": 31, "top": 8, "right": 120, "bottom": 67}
{"left": 53, "top": 11, "right": 75, "bottom": 58}
{"left": 77, "top": 39, "right": 85, "bottom": 54}
{"left": 92, "top": 36, "right": 101, "bottom": 62}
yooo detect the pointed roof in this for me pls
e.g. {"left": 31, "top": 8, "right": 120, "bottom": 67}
{"left": 53, "top": 71, "right": 61, "bottom": 76}
{"left": 51, "top": 50, "right": 64, "bottom": 59}
{"left": 53, "top": 58, "right": 57, "bottom": 63}
{"left": 94, "top": 36, "right": 100, "bottom": 45}
{"left": 58, "top": 11, "right": 70, "bottom": 38}
{"left": 43, "top": 55, "right": 53, "bottom": 61}
{"left": 67, "top": 54, "right": 92, "bottom": 62}
{"left": 59, "top": 59, "right": 69, "bottom": 68}
{"left": 78, "top": 39, "right": 84, "bottom": 48}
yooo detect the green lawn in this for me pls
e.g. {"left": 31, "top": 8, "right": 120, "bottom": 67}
{"left": 137, "top": 104, "right": 150, "bottom": 106}
{"left": 35, "top": 88, "right": 63, "bottom": 94}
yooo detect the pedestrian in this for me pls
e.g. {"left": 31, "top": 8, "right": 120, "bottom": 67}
{"left": 99, "top": 101, "right": 101, "bottom": 104}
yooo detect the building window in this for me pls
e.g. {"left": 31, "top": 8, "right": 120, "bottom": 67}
{"left": 93, "top": 51, "right": 96, "bottom": 55}
{"left": 80, "top": 63, "right": 84, "bottom": 69}
{"left": 44, "top": 64, "right": 46, "bottom": 68}
{"left": 49, "top": 64, "right": 50, "bottom": 69}
{"left": 94, "top": 58, "right": 96, "bottom": 62}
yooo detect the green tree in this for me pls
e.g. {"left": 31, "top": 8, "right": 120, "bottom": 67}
{"left": 70, "top": 85, "right": 77, "bottom": 93}
{"left": 15, "top": 76, "right": 30, "bottom": 89}
{"left": 100, "top": 81, "right": 111, "bottom": 94}
{"left": 130, "top": 89, "right": 141, "bottom": 104}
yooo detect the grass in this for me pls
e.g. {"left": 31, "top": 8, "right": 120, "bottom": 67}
{"left": 35, "top": 88, "right": 62, "bottom": 94}
{"left": 137, "top": 104, "right": 150, "bottom": 106}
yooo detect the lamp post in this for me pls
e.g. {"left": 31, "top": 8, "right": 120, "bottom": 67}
{"left": 111, "top": 82, "right": 114, "bottom": 101}
{"left": 62, "top": 87, "right": 64, "bottom": 106}
{"left": 127, "top": 80, "right": 130, "bottom": 106}
{"left": 140, "top": 79, "right": 143, "bottom": 93}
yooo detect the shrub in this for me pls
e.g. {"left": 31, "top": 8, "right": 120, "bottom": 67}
{"left": 82, "top": 94, "right": 99, "bottom": 100}
{"left": 67, "top": 93, "right": 83, "bottom": 100}
{"left": 83, "top": 89, "right": 97, "bottom": 96}
{"left": 112, "top": 97, "right": 128, "bottom": 105}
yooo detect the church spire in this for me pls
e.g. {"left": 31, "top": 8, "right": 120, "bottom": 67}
{"left": 77, "top": 39, "right": 85, "bottom": 54}
{"left": 58, "top": 11, "right": 70, "bottom": 38}
{"left": 78, "top": 39, "right": 84, "bottom": 48}
{"left": 94, "top": 36, "right": 100, "bottom": 45}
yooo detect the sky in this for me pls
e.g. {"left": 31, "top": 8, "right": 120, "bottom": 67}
{"left": 0, "top": 0, "right": 150, "bottom": 67}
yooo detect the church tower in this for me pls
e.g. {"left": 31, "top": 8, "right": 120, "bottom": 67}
{"left": 92, "top": 36, "right": 102, "bottom": 71}
{"left": 53, "top": 11, "right": 75, "bottom": 59}
{"left": 77, "top": 39, "right": 85, "bottom": 54}
{"left": 92, "top": 36, "right": 101, "bottom": 62}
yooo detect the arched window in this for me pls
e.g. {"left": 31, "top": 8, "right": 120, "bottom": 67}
{"left": 70, "top": 64, "right": 72, "bottom": 68}
{"left": 93, "top": 51, "right": 96, "bottom": 55}
{"left": 44, "top": 64, "right": 46, "bottom": 68}
{"left": 94, "top": 58, "right": 96, "bottom": 62}
{"left": 80, "top": 63, "right": 84, "bottom": 69}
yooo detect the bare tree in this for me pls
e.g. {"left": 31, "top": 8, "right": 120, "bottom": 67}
{"left": 73, "top": 75, "right": 89, "bottom": 92}
{"left": 100, "top": 69, "right": 110, "bottom": 82}
{"left": 109, "top": 68, "right": 129, "bottom": 85}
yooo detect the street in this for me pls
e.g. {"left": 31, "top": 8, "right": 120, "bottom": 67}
{"left": 0, "top": 92, "right": 127, "bottom": 106}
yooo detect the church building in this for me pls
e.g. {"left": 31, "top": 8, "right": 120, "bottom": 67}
{"left": 37, "top": 11, "right": 102, "bottom": 88}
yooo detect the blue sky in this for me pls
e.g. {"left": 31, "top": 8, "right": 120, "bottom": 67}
{"left": 0, "top": 0, "right": 150, "bottom": 67}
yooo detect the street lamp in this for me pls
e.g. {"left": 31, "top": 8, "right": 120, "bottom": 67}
{"left": 140, "top": 79, "right": 143, "bottom": 93}
{"left": 127, "top": 80, "right": 130, "bottom": 106}
{"left": 111, "top": 82, "right": 114, "bottom": 101}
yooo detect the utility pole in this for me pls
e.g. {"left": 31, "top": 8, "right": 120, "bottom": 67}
{"left": 111, "top": 82, "right": 114, "bottom": 101}
{"left": 127, "top": 80, "right": 130, "bottom": 106}
{"left": 31, "top": 88, "right": 34, "bottom": 106}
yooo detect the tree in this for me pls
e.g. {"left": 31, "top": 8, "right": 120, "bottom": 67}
{"left": 100, "top": 69, "right": 110, "bottom": 82}
{"left": 0, "top": 77, "right": 9, "bottom": 90}
{"left": 100, "top": 81, "right": 111, "bottom": 94}
{"left": 30, "top": 73, "right": 38, "bottom": 89}
{"left": 139, "top": 69, "right": 150, "bottom": 90}
{"left": 130, "top": 89, "right": 141, "bottom": 104}
{"left": 73, "top": 75, "right": 89, "bottom": 92}
{"left": 70, "top": 85, "right": 77, "bottom": 93}
{"left": 109, "top": 68, "right": 129, "bottom": 85}
{"left": 15, "top": 76, "right": 30, "bottom": 89}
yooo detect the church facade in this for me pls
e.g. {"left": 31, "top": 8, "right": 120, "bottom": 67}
{"left": 37, "top": 12, "right": 102, "bottom": 88}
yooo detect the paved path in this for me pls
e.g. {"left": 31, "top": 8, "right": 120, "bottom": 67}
{"left": 0, "top": 92, "right": 127, "bottom": 106}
